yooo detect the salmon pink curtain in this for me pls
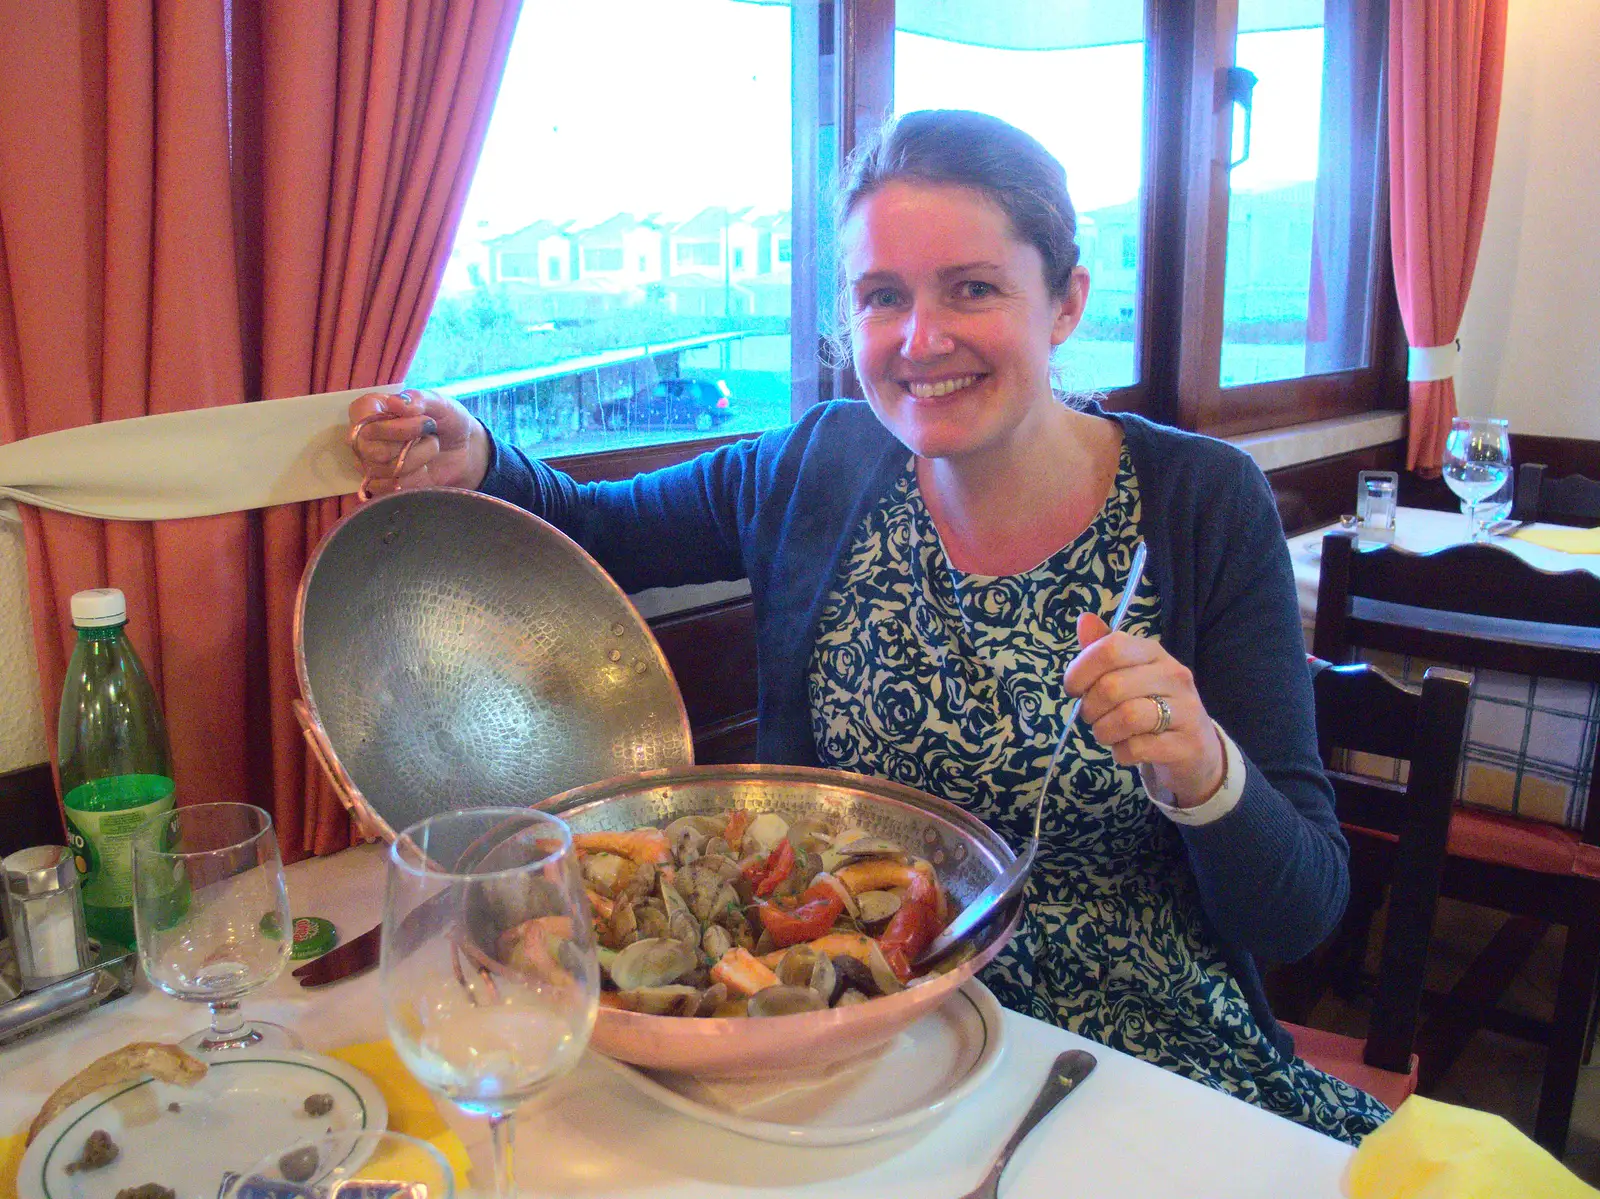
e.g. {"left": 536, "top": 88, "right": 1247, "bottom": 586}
{"left": 0, "top": 0, "right": 520, "bottom": 859}
{"left": 250, "top": 1, "right": 521, "bottom": 856}
{"left": 1388, "top": 0, "right": 1509, "bottom": 473}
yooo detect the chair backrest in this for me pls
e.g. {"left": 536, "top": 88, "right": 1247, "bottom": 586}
{"left": 1312, "top": 533, "right": 1600, "bottom": 839}
{"left": 1312, "top": 660, "right": 1471, "bottom": 1072}
{"left": 1514, "top": 463, "right": 1600, "bottom": 527}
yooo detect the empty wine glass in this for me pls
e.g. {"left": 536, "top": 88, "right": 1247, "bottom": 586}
{"left": 1442, "top": 416, "right": 1511, "bottom": 541}
{"left": 381, "top": 809, "right": 598, "bottom": 1199}
{"left": 131, "top": 802, "right": 296, "bottom": 1053}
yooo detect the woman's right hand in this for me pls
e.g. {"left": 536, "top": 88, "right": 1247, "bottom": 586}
{"left": 347, "top": 389, "right": 491, "bottom": 496}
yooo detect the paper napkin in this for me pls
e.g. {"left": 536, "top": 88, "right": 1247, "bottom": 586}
{"left": 328, "top": 1041, "right": 474, "bottom": 1186}
{"left": 1345, "top": 1095, "right": 1598, "bottom": 1198}
{"left": 1512, "top": 525, "right": 1600, "bottom": 554}
{"left": 1, "top": 1130, "right": 22, "bottom": 1199}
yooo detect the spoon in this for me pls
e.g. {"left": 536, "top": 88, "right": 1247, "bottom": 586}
{"left": 914, "top": 540, "right": 1148, "bottom": 970}
{"left": 957, "top": 1049, "right": 1098, "bottom": 1199}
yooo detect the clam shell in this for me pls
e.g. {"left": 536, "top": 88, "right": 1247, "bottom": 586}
{"left": 747, "top": 984, "right": 828, "bottom": 1018}
{"left": 610, "top": 937, "right": 698, "bottom": 991}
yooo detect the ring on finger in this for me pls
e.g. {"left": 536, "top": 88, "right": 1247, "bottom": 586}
{"left": 1145, "top": 695, "right": 1172, "bottom": 736}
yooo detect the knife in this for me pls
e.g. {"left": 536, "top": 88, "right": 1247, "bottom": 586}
{"left": 292, "top": 884, "right": 468, "bottom": 987}
{"left": 292, "top": 922, "right": 380, "bottom": 988}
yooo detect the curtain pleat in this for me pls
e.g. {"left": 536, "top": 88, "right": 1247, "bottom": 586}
{"left": 1388, "top": 0, "right": 1509, "bottom": 473}
{"left": 256, "top": 0, "right": 522, "bottom": 856}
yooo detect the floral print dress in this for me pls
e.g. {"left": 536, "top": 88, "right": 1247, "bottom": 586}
{"left": 806, "top": 449, "right": 1390, "bottom": 1145}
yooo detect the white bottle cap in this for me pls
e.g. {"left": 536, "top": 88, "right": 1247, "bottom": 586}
{"left": 70, "top": 588, "right": 127, "bottom": 628}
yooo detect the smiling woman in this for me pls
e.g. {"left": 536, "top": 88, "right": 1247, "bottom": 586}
{"left": 346, "top": 109, "right": 1390, "bottom": 1147}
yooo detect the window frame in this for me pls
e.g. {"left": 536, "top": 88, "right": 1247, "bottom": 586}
{"left": 520, "top": 0, "right": 1403, "bottom": 484}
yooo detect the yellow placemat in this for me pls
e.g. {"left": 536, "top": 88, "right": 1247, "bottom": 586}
{"left": 1, "top": 1131, "right": 22, "bottom": 1199}
{"left": 1512, "top": 525, "right": 1600, "bottom": 554}
{"left": 1346, "top": 1095, "right": 1598, "bottom": 1198}
{"left": 327, "top": 1042, "right": 474, "bottom": 1186}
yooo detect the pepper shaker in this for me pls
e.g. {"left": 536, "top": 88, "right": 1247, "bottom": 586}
{"left": 3, "top": 846, "right": 92, "bottom": 990}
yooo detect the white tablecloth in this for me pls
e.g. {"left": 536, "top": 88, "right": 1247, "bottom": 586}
{"left": 1, "top": 844, "right": 1354, "bottom": 1198}
{"left": 1289, "top": 507, "right": 1600, "bottom": 829}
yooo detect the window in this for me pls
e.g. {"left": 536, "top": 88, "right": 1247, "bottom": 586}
{"left": 409, "top": 0, "right": 1396, "bottom": 473}
{"left": 893, "top": 2, "right": 1147, "bottom": 394}
{"left": 408, "top": 0, "right": 794, "bottom": 457}
{"left": 497, "top": 252, "right": 538, "bottom": 280}
{"left": 677, "top": 242, "right": 722, "bottom": 268}
{"left": 1219, "top": 2, "right": 1382, "bottom": 390}
{"left": 1180, "top": 0, "right": 1393, "bottom": 435}
{"left": 584, "top": 247, "right": 625, "bottom": 272}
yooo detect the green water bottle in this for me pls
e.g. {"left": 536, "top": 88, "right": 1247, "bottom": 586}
{"left": 57, "top": 588, "right": 176, "bottom": 951}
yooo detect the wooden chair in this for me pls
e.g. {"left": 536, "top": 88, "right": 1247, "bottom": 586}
{"left": 1313, "top": 532, "right": 1600, "bottom": 1153}
{"left": 1514, "top": 463, "right": 1600, "bottom": 527}
{"left": 1281, "top": 661, "right": 1470, "bottom": 1111}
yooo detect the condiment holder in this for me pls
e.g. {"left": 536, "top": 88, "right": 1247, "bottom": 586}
{"left": 0, "top": 844, "right": 135, "bottom": 1045}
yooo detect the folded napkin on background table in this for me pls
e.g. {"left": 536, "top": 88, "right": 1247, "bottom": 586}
{"left": 1513, "top": 525, "right": 1600, "bottom": 554}
{"left": 1345, "top": 1095, "right": 1598, "bottom": 1198}
{"left": 328, "top": 1041, "right": 473, "bottom": 1185}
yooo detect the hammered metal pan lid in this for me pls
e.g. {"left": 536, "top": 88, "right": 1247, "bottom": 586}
{"left": 293, "top": 488, "right": 693, "bottom": 840}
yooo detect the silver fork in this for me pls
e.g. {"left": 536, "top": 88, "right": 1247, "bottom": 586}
{"left": 958, "top": 1050, "right": 1098, "bottom": 1198}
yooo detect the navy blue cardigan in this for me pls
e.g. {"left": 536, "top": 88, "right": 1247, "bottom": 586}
{"left": 481, "top": 399, "right": 1347, "bottom": 1057}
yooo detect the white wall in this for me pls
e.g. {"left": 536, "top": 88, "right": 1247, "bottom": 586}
{"left": 1455, "top": 0, "right": 1600, "bottom": 438}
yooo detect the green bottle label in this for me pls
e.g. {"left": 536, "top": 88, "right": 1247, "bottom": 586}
{"left": 64, "top": 774, "right": 176, "bottom": 948}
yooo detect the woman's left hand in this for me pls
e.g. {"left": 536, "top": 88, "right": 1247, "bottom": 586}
{"left": 1064, "top": 613, "right": 1227, "bottom": 808}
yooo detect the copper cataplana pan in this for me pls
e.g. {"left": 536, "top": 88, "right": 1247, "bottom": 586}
{"left": 293, "top": 488, "right": 1019, "bottom": 1077}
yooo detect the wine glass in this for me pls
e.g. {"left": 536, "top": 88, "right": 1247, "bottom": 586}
{"left": 224, "top": 1130, "right": 455, "bottom": 1199}
{"left": 131, "top": 802, "right": 296, "bottom": 1053}
{"left": 1442, "top": 416, "right": 1512, "bottom": 541}
{"left": 381, "top": 809, "right": 598, "bottom": 1199}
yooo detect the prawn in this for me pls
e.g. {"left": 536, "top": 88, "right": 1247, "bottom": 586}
{"left": 573, "top": 829, "right": 672, "bottom": 865}
{"left": 709, "top": 947, "right": 781, "bottom": 996}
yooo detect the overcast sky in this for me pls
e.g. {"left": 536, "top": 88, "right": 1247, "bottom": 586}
{"left": 458, "top": 0, "right": 1324, "bottom": 237}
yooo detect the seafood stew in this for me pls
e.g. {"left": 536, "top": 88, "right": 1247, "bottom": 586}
{"left": 561, "top": 810, "right": 957, "bottom": 1018}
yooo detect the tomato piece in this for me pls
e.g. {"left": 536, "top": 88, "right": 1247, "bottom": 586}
{"left": 877, "top": 891, "right": 940, "bottom": 980}
{"left": 757, "top": 893, "right": 844, "bottom": 948}
{"left": 752, "top": 839, "right": 795, "bottom": 898}
{"left": 880, "top": 944, "right": 913, "bottom": 984}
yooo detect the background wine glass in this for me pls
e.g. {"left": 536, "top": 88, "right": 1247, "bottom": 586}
{"left": 1442, "top": 416, "right": 1512, "bottom": 542}
{"left": 381, "top": 809, "right": 598, "bottom": 1199}
{"left": 132, "top": 802, "right": 296, "bottom": 1053}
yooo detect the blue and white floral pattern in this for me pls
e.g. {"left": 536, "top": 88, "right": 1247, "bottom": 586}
{"left": 807, "top": 450, "right": 1389, "bottom": 1145}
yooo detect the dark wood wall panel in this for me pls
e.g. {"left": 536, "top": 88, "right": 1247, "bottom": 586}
{"left": 1266, "top": 441, "right": 1407, "bottom": 535}
{"left": 649, "top": 599, "right": 759, "bottom": 764}
{"left": 0, "top": 762, "right": 63, "bottom": 859}
{"left": 1511, "top": 434, "right": 1600, "bottom": 482}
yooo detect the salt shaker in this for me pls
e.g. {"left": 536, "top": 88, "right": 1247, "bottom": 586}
{"left": 2, "top": 846, "right": 92, "bottom": 990}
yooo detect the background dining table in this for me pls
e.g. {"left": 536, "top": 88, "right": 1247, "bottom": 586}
{"left": 1287, "top": 506, "right": 1600, "bottom": 831}
{"left": 1286, "top": 505, "right": 1600, "bottom": 633}
{"left": 0, "top": 842, "right": 1357, "bottom": 1198}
